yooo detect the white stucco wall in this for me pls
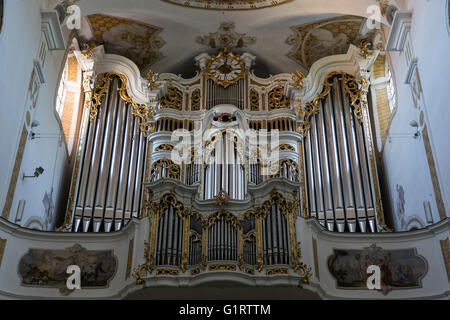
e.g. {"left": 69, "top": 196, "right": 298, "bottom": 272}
{"left": 0, "top": 0, "right": 71, "bottom": 230}
{"left": 382, "top": 0, "right": 450, "bottom": 230}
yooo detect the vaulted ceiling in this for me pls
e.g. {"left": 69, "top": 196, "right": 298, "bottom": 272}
{"left": 72, "top": 0, "right": 394, "bottom": 77}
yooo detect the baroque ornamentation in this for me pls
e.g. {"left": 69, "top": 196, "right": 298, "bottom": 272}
{"left": 279, "top": 144, "right": 295, "bottom": 152}
{"left": 133, "top": 191, "right": 311, "bottom": 285}
{"left": 162, "top": 0, "right": 292, "bottom": 10}
{"left": 196, "top": 22, "right": 256, "bottom": 49}
{"left": 160, "top": 86, "right": 183, "bottom": 110}
{"left": 287, "top": 16, "right": 376, "bottom": 70}
{"left": 250, "top": 88, "right": 260, "bottom": 111}
{"left": 150, "top": 159, "right": 181, "bottom": 181}
{"left": 209, "top": 264, "right": 237, "bottom": 271}
{"left": 206, "top": 48, "right": 246, "bottom": 88}
{"left": 90, "top": 72, "right": 154, "bottom": 136}
{"left": 155, "top": 144, "right": 174, "bottom": 152}
{"left": 85, "top": 14, "right": 165, "bottom": 70}
{"left": 146, "top": 70, "right": 162, "bottom": 91}
{"left": 191, "top": 89, "right": 201, "bottom": 111}
{"left": 268, "top": 86, "right": 290, "bottom": 111}
{"left": 298, "top": 72, "right": 364, "bottom": 136}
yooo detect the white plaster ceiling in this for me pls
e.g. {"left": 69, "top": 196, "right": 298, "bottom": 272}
{"left": 72, "top": 0, "right": 395, "bottom": 76}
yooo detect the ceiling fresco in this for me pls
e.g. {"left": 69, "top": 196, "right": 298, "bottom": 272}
{"left": 196, "top": 22, "right": 256, "bottom": 49}
{"left": 286, "top": 15, "right": 376, "bottom": 70}
{"left": 85, "top": 14, "right": 166, "bottom": 70}
{"left": 161, "top": 0, "right": 292, "bottom": 10}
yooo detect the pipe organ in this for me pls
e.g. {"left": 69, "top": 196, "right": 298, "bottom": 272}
{"left": 301, "top": 73, "right": 378, "bottom": 233}
{"left": 64, "top": 47, "right": 385, "bottom": 285}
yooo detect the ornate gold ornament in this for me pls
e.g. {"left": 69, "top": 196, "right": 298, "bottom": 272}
{"left": 90, "top": 72, "right": 154, "bottom": 136}
{"left": 250, "top": 88, "right": 260, "bottom": 111}
{"left": 279, "top": 144, "right": 295, "bottom": 152}
{"left": 358, "top": 40, "right": 374, "bottom": 59}
{"left": 209, "top": 264, "right": 237, "bottom": 271}
{"left": 191, "top": 89, "right": 201, "bottom": 111}
{"left": 298, "top": 72, "right": 363, "bottom": 135}
{"left": 217, "top": 113, "right": 234, "bottom": 123}
{"left": 156, "top": 269, "right": 179, "bottom": 276}
{"left": 292, "top": 69, "right": 306, "bottom": 91}
{"left": 266, "top": 268, "right": 289, "bottom": 275}
{"left": 81, "top": 41, "right": 96, "bottom": 59}
{"left": 268, "top": 86, "right": 290, "bottom": 110}
{"left": 160, "top": 86, "right": 183, "bottom": 110}
{"left": 133, "top": 191, "right": 312, "bottom": 284}
{"left": 206, "top": 48, "right": 246, "bottom": 88}
{"left": 215, "top": 189, "right": 231, "bottom": 207}
{"left": 146, "top": 70, "right": 162, "bottom": 91}
{"left": 150, "top": 159, "right": 181, "bottom": 181}
{"left": 155, "top": 144, "right": 174, "bottom": 152}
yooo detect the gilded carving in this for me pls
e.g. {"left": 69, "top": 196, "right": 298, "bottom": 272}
{"left": 150, "top": 159, "right": 181, "bottom": 181}
{"left": 266, "top": 268, "right": 289, "bottom": 275}
{"left": 90, "top": 72, "right": 154, "bottom": 136}
{"left": 155, "top": 144, "right": 174, "bottom": 152}
{"left": 209, "top": 264, "right": 237, "bottom": 271}
{"left": 191, "top": 88, "right": 201, "bottom": 111}
{"left": 160, "top": 86, "right": 183, "bottom": 111}
{"left": 250, "top": 88, "right": 260, "bottom": 111}
{"left": 268, "top": 86, "right": 290, "bottom": 111}
{"left": 156, "top": 269, "right": 179, "bottom": 276}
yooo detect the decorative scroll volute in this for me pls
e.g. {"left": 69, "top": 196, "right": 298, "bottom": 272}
{"left": 268, "top": 86, "right": 290, "bottom": 111}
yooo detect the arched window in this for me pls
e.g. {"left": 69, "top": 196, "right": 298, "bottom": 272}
{"left": 55, "top": 38, "right": 83, "bottom": 157}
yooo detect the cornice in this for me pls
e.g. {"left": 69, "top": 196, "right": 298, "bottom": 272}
{"left": 386, "top": 11, "right": 413, "bottom": 52}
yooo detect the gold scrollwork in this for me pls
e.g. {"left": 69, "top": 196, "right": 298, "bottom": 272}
{"left": 156, "top": 269, "right": 179, "bottom": 276}
{"left": 160, "top": 86, "right": 183, "bottom": 110}
{"left": 250, "top": 88, "right": 260, "bottom": 111}
{"left": 190, "top": 268, "right": 201, "bottom": 276}
{"left": 146, "top": 70, "right": 162, "bottom": 91}
{"left": 215, "top": 190, "right": 230, "bottom": 207}
{"left": 191, "top": 88, "right": 201, "bottom": 111}
{"left": 299, "top": 72, "right": 364, "bottom": 135}
{"left": 155, "top": 144, "right": 174, "bottom": 152}
{"left": 90, "top": 72, "right": 154, "bottom": 136}
{"left": 209, "top": 264, "right": 237, "bottom": 271}
{"left": 279, "top": 144, "right": 295, "bottom": 152}
{"left": 266, "top": 268, "right": 289, "bottom": 276}
{"left": 150, "top": 159, "right": 181, "bottom": 181}
{"left": 207, "top": 210, "right": 239, "bottom": 229}
{"left": 268, "top": 86, "right": 290, "bottom": 111}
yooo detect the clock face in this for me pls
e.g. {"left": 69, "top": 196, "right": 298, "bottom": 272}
{"left": 207, "top": 49, "right": 245, "bottom": 88}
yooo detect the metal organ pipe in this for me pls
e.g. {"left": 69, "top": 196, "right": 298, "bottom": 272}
{"left": 304, "top": 76, "right": 377, "bottom": 233}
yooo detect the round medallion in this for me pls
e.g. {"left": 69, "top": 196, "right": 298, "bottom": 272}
{"left": 206, "top": 48, "right": 245, "bottom": 88}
